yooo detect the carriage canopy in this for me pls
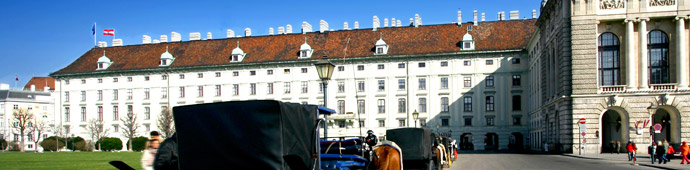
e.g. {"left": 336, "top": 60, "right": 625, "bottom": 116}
{"left": 386, "top": 128, "right": 434, "bottom": 161}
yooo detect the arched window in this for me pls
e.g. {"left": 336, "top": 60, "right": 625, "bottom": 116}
{"left": 648, "top": 30, "right": 670, "bottom": 84}
{"left": 598, "top": 32, "right": 621, "bottom": 86}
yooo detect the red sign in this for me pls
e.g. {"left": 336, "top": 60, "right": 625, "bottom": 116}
{"left": 581, "top": 132, "right": 586, "bottom": 136}
{"left": 579, "top": 118, "right": 586, "bottom": 124}
{"left": 653, "top": 124, "right": 662, "bottom": 131}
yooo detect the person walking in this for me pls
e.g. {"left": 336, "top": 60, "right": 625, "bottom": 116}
{"left": 657, "top": 141, "right": 667, "bottom": 164}
{"left": 668, "top": 143, "right": 675, "bottom": 163}
{"left": 680, "top": 141, "right": 690, "bottom": 164}
{"left": 141, "top": 139, "right": 160, "bottom": 170}
{"left": 626, "top": 141, "right": 635, "bottom": 161}
{"left": 616, "top": 140, "right": 621, "bottom": 154}
{"left": 610, "top": 140, "right": 615, "bottom": 154}
{"left": 648, "top": 142, "right": 657, "bottom": 164}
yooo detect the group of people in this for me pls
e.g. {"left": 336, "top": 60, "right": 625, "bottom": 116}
{"left": 623, "top": 139, "right": 690, "bottom": 165}
{"left": 140, "top": 131, "right": 163, "bottom": 170}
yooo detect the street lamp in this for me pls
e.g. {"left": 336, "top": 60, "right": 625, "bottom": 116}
{"left": 314, "top": 54, "right": 335, "bottom": 139}
{"left": 412, "top": 110, "right": 419, "bottom": 128}
{"left": 436, "top": 123, "right": 440, "bottom": 133}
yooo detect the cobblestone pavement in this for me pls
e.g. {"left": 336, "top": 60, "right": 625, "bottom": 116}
{"left": 450, "top": 151, "right": 668, "bottom": 170}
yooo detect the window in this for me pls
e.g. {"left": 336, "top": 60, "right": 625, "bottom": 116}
{"left": 113, "top": 90, "right": 118, "bottom": 100}
{"left": 179, "top": 87, "right": 185, "bottom": 98}
{"left": 80, "top": 91, "right": 86, "bottom": 101}
{"left": 162, "top": 75, "right": 168, "bottom": 80}
{"left": 65, "top": 80, "right": 70, "bottom": 84}
{"left": 486, "top": 96, "right": 494, "bottom": 111}
{"left": 463, "top": 97, "right": 472, "bottom": 112}
{"left": 357, "top": 81, "right": 365, "bottom": 92}
{"left": 301, "top": 81, "right": 308, "bottom": 93}
{"left": 113, "top": 106, "right": 119, "bottom": 121}
{"left": 338, "top": 66, "right": 345, "bottom": 71}
{"left": 420, "top": 119, "right": 427, "bottom": 127}
{"left": 284, "top": 82, "right": 291, "bottom": 94}
{"left": 215, "top": 85, "right": 222, "bottom": 96}
{"left": 441, "top": 61, "right": 448, "bottom": 67}
{"left": 127, "top": 89, "right": 133, "bottom": 100}
{"left": 114, "top": 125, "right": 119, "bottom": 132}
{"left": 418, "top": 98, "right": 427, "bottom": 113}
{"left": 144, "top": 76, "right": 150, "bottom": 81}
{"left": 198, "top": 73, "right": 203, "bottom": 78}
{"left": 513, "top": 117, "right": 521, "bottom": 125}
{"left": 398, "top": 98, "right": 406, "bottom": 113}
{"left": 512, "top": 75, "right": 521, "bottom": 86}
{"left": 267, "top": 70, "right": 273, "bottom": 75}
{"left": 398, "top": 79, "right": 405, "bottom": 90}
{"left": 161, "top": 88, "right": 167, "bottom": 99}
{"left": 284, "top": 69, "right": 291, "bottom": 74}
{"left": 267, "top": 83, "right": 274, "bottom": 94}
{"left": 512, "top": 95, "right": 521, "bottom": 111}
{"left": 378, "top": 64, "right": 385, "bottom": 70}
{"left": 377, "top": 47, "right": 384, "bottom": 54}
{"left": 145, "top": 124, "right": 150, "bottom": 132}
{"left": 440, "top": 77, "right": 448, "bottom": 89}
{"left": 377, "top": 99, "right": 385, "bottom": 113}
{"left": 465, "top": 118, "right": 472, "bottom": 126}
{"left": 399, "top": 120, "right": 406, "bottom": 127}
{"left": 98, "top": 79, "right": 103, "bottom": 83}
{"left": 464, "top": 60, "right": 471, "bottom": 66}
{"left": 338, "top": 81, "right": 345, "bottom": 93}
{"left": 357, "top": 65, "right": 364, "bottom": 71}
{"left": 418, "top": 62, "right": 426, "bottom": 68}
{"left": 233, "top": 71, "right": 239, "bottom": 77}
{"left": 378, "top": 80, "right": 385, "bottom": 91}
{"left": 357, "top": 99, "right": 365, "bottom": 114}
{"left": 301, "top": 51, "right": 309, "bottom": 58}
{"left": 337, "top": 121, "right": 346, "bottom": 128}
{"left": 127, "top": 105, "right": 133, "bottom": 117}
{"left": 301, "top": 68, "right": 308, "bottom": 73}
{"left": 441, "top": 97, "right": 449, "bottom": 112}
{"left": 418, "top": 78, "right": 426, "bottom": 90}
{"left": 485, "top": 60, "right": 493, "bottom": 65}
{"left": 250, "top": 71, "right": 256, "bottom": 76}
{"left": 337, "top": 100, "right": 345, "bottom": 114}
{"left": 398, "top": 63, "right": 405, "bottom": 68}
{"left": 97, "top": 90, "right": 103, "bottom": 101}
{"left": 81, "top": 79, "right": 86, "bottom": 84}
{"left": 486, "top": 76, "right": 494, "bottom": 87}
{"left": 113, "top": 78, "right": 119, "bottom": 82}
{"left": 80, "top": 107, "right": 86, "bottom": 122}
{"left": 144, "top": 88, "right": 150, "bottom": 99}
{"left": 378, "top": 120, "right": 385, "bottom": 127}
{"left": 196, "top": 86, "right": 203, "bottom": 97}
{"left": 487, "top": 117, "right": 495, "bottom": 126}
{"left": 13, "top": 104, "right": 18, "bottom": 110}
{"left": 441, "top": 119, "right": 449, "bottom": 127}
{"left": 232, "top": 84, "right": 239, "bottom": 95}
{"left": 464, "top": 77, "right": 471, "bottom": 87}
{"left": 359, "top": 121, "right": 365, "bottom": 128}
{"left": 127, "top": 77, "right": 132, "bottom": 82}
{"left": 511, "top": 58, "right": 521, "bottom": 64}
{"left": 64, "top": 107, "right": 70, "bottom": 122}
{"left": 648, "top": 30, "right": 670, "bottom": 84}
{"left": 64, "top": 92, "right": 69, "bottom": 102}
{"left": 250, "top": 83, "right": 256, "bottom": 95}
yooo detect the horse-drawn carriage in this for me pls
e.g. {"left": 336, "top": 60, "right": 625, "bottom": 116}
{"left": 386, "top": 128, "right": 441, "bottom": 170}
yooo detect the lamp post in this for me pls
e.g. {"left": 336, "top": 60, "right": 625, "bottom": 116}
{"left": 314, "top": 54, "right": 335, "bottom": 139}
{"left": 412, "top": 110, "right": 419, "bottom": 128}
{"left": 436, "top": 123, "right": 440, "bottom": 134}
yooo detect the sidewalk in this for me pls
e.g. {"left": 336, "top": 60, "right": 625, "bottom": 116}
{"left": 564, "top": 153, "right": 689, "bottom": 170}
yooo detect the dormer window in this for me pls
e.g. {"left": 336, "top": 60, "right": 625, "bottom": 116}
{"left": 299, "top": 37, "right": 313, "bottom": 59}
{"left": 374, "top": 34, "right": 389, "bottom": 55}
{"left": 461, "top": 33, "right": 475, "bottom": 50}
{"left": 230, "top": 41, "right": 246, "bottom": 63}
{"left": 96, "top": 50, "right": 112, "bottom": 70}
{"left": 159, "top": 46, "right": 175, "bottom": 67}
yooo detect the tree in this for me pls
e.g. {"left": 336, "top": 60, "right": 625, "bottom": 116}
{"left": 86, "top": 118, "right": 110, "bottom": 151}
{"left": 31, "top": 118, "right": 48, "bottom": 152}
{"left": 121, "top": 112, "right": 139, "bottom": 151}
{"left": 11, "top": 108, "right": 34, "bottom": 152}
{"left": 50, "top": 124, "right": 64, "bottom": 151}
{"left": 157, "top": 107, "right": 175, "bottom": 138}
{"left": 61, "top": 125, "right": 71, "bottom": 151}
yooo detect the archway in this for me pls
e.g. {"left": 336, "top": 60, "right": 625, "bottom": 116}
{"left": 460, "top": 133, "right": 473, "bottom": 150}
{"left": 600, "top": 109, "right": 628, "bottom": 153}
{"left": 509, "top": 132, "right": 524, "bottom": 151}
{"left": 484, "top": 133, "right": 499, "bottom": 150}
{"left": 652, "top": 106, "right": 681, "bottom": 145}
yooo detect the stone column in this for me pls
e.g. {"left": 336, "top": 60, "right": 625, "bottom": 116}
{"left": 677, "top": 17, "right": 689, "bottom": 89}
{"left": 639, "top": 19, "right": 649, "bottom": 90}
{"left": 626, "top": 19, "right": 636, "bottom": 90}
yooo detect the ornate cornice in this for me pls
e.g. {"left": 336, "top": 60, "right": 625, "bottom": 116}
{"left": 600, "top": 0, "right": 625, "bottom": 10}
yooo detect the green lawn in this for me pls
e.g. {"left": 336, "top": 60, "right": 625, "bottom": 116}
{"left": 0, "top": 151, "right": 143, "bottom": 170}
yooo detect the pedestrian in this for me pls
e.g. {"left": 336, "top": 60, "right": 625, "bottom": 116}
{"left": 664, "top": 139, "right": 672, "bottom": 163}
{"left": 616, "top": 140, "right": 621, "bottom": 154}
{"left": 145, "top": 131, "right": 162, "bottom": 149}
{"left": 680, "top": 141, "right": 690, "bottom": 164}
{"left": 657, "top": 141, "right": 667, "bottom": 164}
{"left": 609, "top": 140, "right": 615, "bottom": 154}
{"left": 141, "top": 139, "right": 160, "bottom": 170}
{"left": 154, "top": 133, "right": 178, "bottom": 170}
{"left": 626, "top": 141, "right": 635, "bottom": 161}
{"left": 648, "top": 142, "right": 657, "bottom": 164}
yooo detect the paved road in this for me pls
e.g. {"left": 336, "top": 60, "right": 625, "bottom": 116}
{"left": 449, "top": 153, "right": 660, "bottom": 170}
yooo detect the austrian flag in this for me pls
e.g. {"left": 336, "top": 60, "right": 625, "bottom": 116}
{"left": 103, "top": 29, "right": 115, "bottom": 36}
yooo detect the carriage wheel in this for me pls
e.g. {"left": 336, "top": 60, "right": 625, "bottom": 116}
{"left": 426, "top": 159, "right": 435, "bottom": 170}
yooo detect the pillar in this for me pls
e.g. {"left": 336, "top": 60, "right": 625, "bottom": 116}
{"left": 639, "top": 19, "right": 649, "bottom": 90}
{"left": 677, "top": 17, "right": 689, "bottom": 89}
{"left": 626, "top": 19, "right": 636, "bottom": 90}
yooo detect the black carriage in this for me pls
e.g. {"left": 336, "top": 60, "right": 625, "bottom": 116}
{"left": 386, "top": 128, "right": 440, "bottom": 170}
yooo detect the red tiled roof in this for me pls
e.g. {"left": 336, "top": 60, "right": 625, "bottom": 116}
{"left": 52, "top": 20, "right": 536, "bottom": 76}
{"left": 24, "top": 77, "right": 55, "bottom": 91}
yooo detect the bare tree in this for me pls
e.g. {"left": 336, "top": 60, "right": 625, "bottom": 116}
{"left": 157, "top": 108, "right": 175, "bottom": 138}
{"left": 121, "top": 112, "right": 139, "bottom": 151}
{"left": 50, "top": 123, "right": 64, "bottom": 152}
{"left": 11, "top": 108, "right": 34, "bottom": 152}
{"left": 61, "top": 125, "right": 71, "bottom": 151}
{"left": 86, "top": 118, "right": 110, "bottom": 151}
{"left": 31, "top": 118, "right": 48, "bottom": 152}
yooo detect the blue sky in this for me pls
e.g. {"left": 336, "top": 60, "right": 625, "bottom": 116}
{"left": 0, "top": 0, "right": 541, "bottom": 88}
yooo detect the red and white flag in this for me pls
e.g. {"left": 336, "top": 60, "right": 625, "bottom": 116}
{"left": 103, "top": 29, "right": 114, "bottom": 36}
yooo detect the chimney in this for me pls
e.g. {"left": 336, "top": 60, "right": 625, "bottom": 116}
{"left": 344, "top": 22, "right": 349, "bottom": 30}
{"left": 414, "top": 14, "right": 421, "bottom": 27}
{"left": 244, "top": 28, "right": 251, "bottom": 36}
{"left": 510, "top": 10, "right": 519, "bottom": 20}
{"left": 409, "top": 18, "right": 413, "bottom": 26}
{"left": 142, "top": 35, "right": 152, "bottom": 44}
{"left": 153, "top": 40, "right": 160, "bottom": 44}
{"left": 30, "top": 85, "right": 35, "bottom": 91}
{"left": 302, "top": 21, "right": 313, "bottom": 34}
{"left": 286, "top": 24, "right": 293, "bottom": 33}
{"left": 98, "top": 41, "right": 107, "bottom": 47}
{"left": 269, "top": 27, "right": 274, "bottom": 35}
{"left": 226, "top": 29, "right": 235, "bottom": 38}
{"left": 384, "top": 18, "right": 389, "bottom": 27}
{"left": 481, "top": 13, "right": 486, "bottom": 22}
{"left": 171, "top": 32, "right": 182, "bottom": 42}
{"left": 473, "top": 10, "right": 478, "bottom": 25}
{"left": 391, "top": 18, "right": 396, "bottom": 27}
{"left": 278, "top": 27, "right": 285, "bottom": 34}
{"left": 498, "top": 11, "right": 506, "bottom": 21}
{"left": 112, "top": 39, "right": 123, "bottom": 46}
{"left": 320, "top": 20, "right": 329, "bottom": 33}
{"left": 160, "top": 35, "right": 168, "bottom": 42}
{"left": 457, "top": 10, "right": 462, "bottom": 25}
{"left": 354, "top": 21, "right": 359, "bottom": 29}
{"left": 373, "top": 16, "right": 380, "bottom": 30}
{"left": 396, "top": 20, "right": 402, "bottom": 27}
{"left": 189, "top": 32, "right": 201, "bottom": 41}
{"left": 532, "top": 9, "right": 537, "bottom": 19}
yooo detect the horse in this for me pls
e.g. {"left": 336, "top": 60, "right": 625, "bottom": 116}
{"left": 370, "top": 141, "right": 403, "bottom": 170}
{"left": 434, "top": 144, "right": 447, "bottom": 169}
